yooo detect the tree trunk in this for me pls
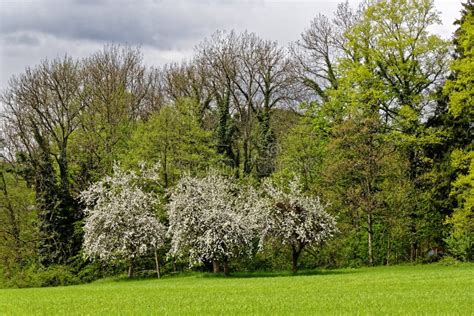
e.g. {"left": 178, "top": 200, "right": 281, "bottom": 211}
{"left": 128, "top": 258, "right": 134, "bottom": 278}
{"left": 386, "top": 233, "right": 391, "bottom": 266}
{"left": 291, "top": 245, "right": 302, "bottom": 273}
{"left": 410, "top": 242, "right": 418, "bottom": 262}
{"left": 58, "top": 145, "right": 70, "bottom": 197}
{"left": 243, "top": 138, "right": 251, "bottom": 175}
{"left": 212, "top": 260, "right": 220, "bottom": 273}
{"left": 154, "top": 248, "right": 161, "bottom": 279}
{"left": 172, "top": 256, "right": 177, "bottom": 273}
{"left": 163, "top": 148, "right": 169, "bottom": 189}
{"left": 367, "top": 213, "right": 374, "bottom": 266}
{"left": 223, "top": 261, "right": 229, "bottom": 276}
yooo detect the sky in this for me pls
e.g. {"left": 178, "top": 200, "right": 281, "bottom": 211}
{"left": 0, "top": 0, "right": 465, "bottom": 92}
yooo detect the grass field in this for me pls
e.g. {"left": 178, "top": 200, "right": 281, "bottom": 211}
{"left": 0, "top": 264, "right": 472, "bottom": 315}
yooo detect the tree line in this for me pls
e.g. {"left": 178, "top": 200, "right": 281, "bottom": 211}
{"left": 0, "top": 0, "right": 472, "bottom": 286}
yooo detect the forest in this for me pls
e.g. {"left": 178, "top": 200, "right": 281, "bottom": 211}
{"left": 0, "top": 0, "right": 472, "bottom": 287}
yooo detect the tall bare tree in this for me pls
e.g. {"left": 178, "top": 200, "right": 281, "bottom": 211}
{"left": 197, "top": 31, "right": 297, "bottom": 177}
{"left": 292, "top": 1, "right": 362, "bottom": 101}
{"left": 1, "top": 56, "right": 85, "bottom": 264}
{"left": 162, "top": 60, "right": 213, "bottom": 122}
{"left": 76, "top": 45, "right": 151, "bottom": 185}
{"left": 196, "top": 31, "right": 240, "bottom": 170}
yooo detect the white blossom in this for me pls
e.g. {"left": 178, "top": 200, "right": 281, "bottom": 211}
{"left": 254, "top": 178, "right": 338, "bottom": 271}
{"left": 80, "top": 163, "right": 166, "bottom": 263}
{"left": 167, "top": 172, "right": 257, "bottom": 267}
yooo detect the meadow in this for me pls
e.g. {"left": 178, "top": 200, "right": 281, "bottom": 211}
{"left": 0, "top": 264, "right": 472, "bottom": 315}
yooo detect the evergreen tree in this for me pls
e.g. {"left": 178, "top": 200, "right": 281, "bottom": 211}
{"left": 442, "top": 0, "right": 474, "bottom": 260}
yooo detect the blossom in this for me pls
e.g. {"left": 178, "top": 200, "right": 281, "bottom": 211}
{"left": 81, "top": 164, "right": 166, "bottom": 263}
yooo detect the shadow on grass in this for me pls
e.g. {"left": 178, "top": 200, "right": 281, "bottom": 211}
{"left": 199, "top": 268, "right": 358, "bottom": 279}
{"left": 101, "top": 268, "right": 358, "bottom": 283}
{"left": 107, "top": 261, "right": 474, "bottom": 283}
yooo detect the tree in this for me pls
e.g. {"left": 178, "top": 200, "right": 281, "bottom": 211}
{"left": 124, "top": 98, "right": 219, "bottom": 188}
{"left": 167, "top": 172, "right": 257, "bottom": 274}
{"left": 196, "top": 32, "right": 240, "bottom": 171}
{"left": 292, "top": 1, "right": 362, "bottom": 101}
{"left": 443, "top": 0, "right": 474, "bottom": 261}
{"left": 73, "top": 45, "right": 152, "bottom": 189}
{"left": 81, "top": 164, "right": 166, "bottom": 278}
{"left": 197, "top": 31, "right": 297, "bottom": 178}
{"left": 161, "top": 60, "right": 212, "bottom": 122}
{"left": 1, "top": 56, "right": 85, "bottom": 265}
{"left": 256, "top": 179, "right": 337, "bottom": 272}
{"left": 324, "top": 109, "right": 410, "bottom": 265}
{"left": 250, "top": 36, "right": 297, "bottom": 178}
{"left": 322, "top": 0, "right": 451, "bottom": 261}
{"left": 444, "top": 150, "right": 473, "bottom": 260}
{"left": 0, "top": 44, "right": 163, "bottom": 270}
{"left": 443, "top": 0, "right": 473, "bottom": 119}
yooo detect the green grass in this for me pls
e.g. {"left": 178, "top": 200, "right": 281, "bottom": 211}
{"left": 0, "top": 264, "right": 472, "bottom": 315}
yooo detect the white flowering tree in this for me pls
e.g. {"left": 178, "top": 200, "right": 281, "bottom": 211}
{"left": 167, "top": 172, "right": 258, "bottom": 274}
{"left": 80, "top": 164, "right": 166, "bottom": 278}
{"left": 256, "top": 179, "right": 338, "bottom": 273}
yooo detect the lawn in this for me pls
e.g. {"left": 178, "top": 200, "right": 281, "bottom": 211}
{"left": 0, "top": 264, "right": 472, "bottom": 315}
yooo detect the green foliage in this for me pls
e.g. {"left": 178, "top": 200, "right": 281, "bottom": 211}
{"left": 123, "top": 98, "right": 220, "bottom": 187}
{"left": 350, "top": 0, "right": 449, "bottom": 113}
{"left": 0, "top": 163, "right": 37, "bottom": 282}
{"left": 323, "top": 110, "right": 410, "bottom": 265}
{"left": 4, "top": 265, "right": 79, "bottom": 288}
{"left": 437, "top": 255, "right": 463, "bottom": 266}
{"left": 442, "top": 2, "right": 474, "bottom": 261}
{"left": 444, "top": 1, "right": 474, "bottom": 118}
{"left": 274, "top": 115, "right": 326, "bottom": 193}
{"left": 330, "top": 0, "right": 452, "bottom": 262}
{"left": 444, "top": 150, "right": 474, "bottom": 261}
{"left": 253, "top": 110, "right": 277, "bottom": 178}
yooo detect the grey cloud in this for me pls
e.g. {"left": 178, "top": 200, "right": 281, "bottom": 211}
{"left": 2, "top": 32, "right": 40, "bottom": 46}
{"left": 0, "top": 0, "right": 256, "bottom": 50}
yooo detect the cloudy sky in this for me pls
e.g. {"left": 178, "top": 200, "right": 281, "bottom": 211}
{"left": 0, "top": 0, "right": 464, "bottom": 91}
